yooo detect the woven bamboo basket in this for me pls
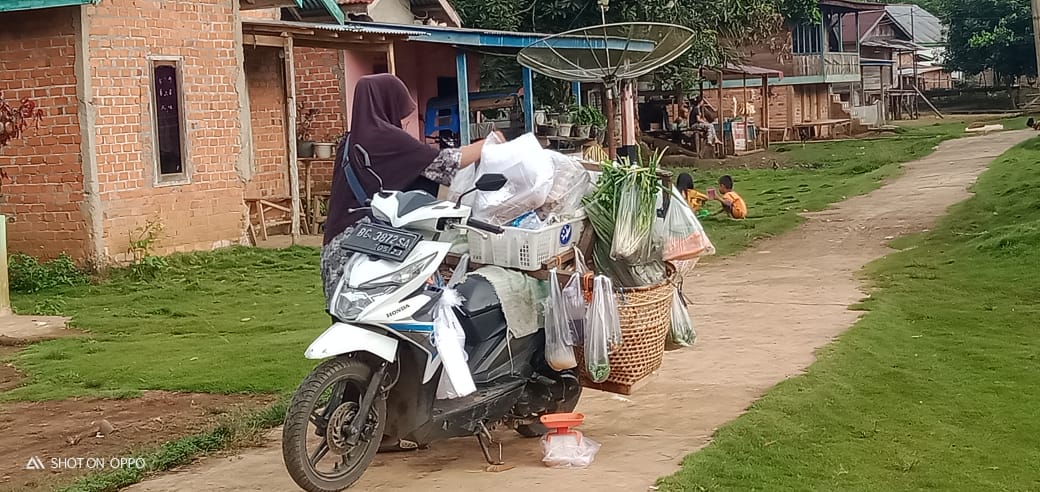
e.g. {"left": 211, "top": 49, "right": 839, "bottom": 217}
{"left": 575, "top": 264, "right": 676, "bottom": 395}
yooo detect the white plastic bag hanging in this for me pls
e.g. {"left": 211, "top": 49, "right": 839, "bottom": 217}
{"left": 667, "top": 287, "right": 696, "bottom": 349}
{"left": 469, "top": 133, "right": 555, "bottom": 224}
{"left": 545, "top": 269, "right": 578, "bottom": 371}
{"left": 662, "top": 186, "right": 715, "bottom": 261}
{"left": 584, "top": 275, "right": 620, "bottom": 383}
{"left": 434, "top": 288, "right": 476, "bottom": 399}
{"left": 541, "top": 432, "right": 601, "bottom": 469}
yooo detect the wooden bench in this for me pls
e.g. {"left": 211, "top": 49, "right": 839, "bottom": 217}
{"left": 307, "top": 191, "right": 331, "bottom": 235}
{"left": 245, "top": 196, "right": 294, "bottom": 244}
{"left": 792, "top": 119, "right": 852, "bottom": 141}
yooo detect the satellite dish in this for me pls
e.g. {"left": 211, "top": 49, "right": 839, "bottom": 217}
{"left": 517, "top": 22, "right": 696, "bottom": 84}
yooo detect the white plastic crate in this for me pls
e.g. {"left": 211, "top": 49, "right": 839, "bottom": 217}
{"left": 468, "top": 216, "right": 586, "bottom": 271}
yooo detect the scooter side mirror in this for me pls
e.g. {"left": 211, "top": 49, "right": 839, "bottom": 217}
{"left": 455, "top": 173, "right": 508, "bottom": 208}
{"left": 475, "top": 173, "right": 507, "bottom": 192}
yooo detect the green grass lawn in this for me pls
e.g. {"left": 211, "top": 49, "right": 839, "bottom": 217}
{"left": 694, "top": 117, "right": 1027, "bottom": 255}
{"left": 7, "top": 247, "right": 325, "bottom": 401}
{"left": 658, "top": 137, "right": 1040, "bottom": 491}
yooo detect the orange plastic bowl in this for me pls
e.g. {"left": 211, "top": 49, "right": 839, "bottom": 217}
{"left": 539, "top": 412, "right": 585, "bottom": 433}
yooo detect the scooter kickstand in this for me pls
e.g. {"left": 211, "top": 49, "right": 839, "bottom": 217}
{"left": 475, "top": 422, "right": 504, "bottom": 465}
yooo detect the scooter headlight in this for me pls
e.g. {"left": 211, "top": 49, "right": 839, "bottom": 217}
{"left": 331, "top": 253, "right": 439, "bottom": 320}
{"left": 357, "top": 253, "right": 438, "bottom": 290}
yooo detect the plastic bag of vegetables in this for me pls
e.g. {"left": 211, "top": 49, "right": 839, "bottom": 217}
{"left": 610, "top": 171, "right": 658, "bottom": 264}
{"left": 662, "top": 186, "right": 715, "bottom": 262}
{"left": 584, "top": 275, "right": 621, "bottom": 382}
{"left": 562, "top": 249, "right": 589, "bottom": 345}
{"left": 667, "top": 287, "right": 696, "bottom": 349}
{"left": 545, "top": 269, "right": 578, "bottom": 371}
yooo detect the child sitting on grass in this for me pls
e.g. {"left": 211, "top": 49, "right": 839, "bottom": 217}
{"left": 676, "top": 172, "right": 710, "bottom": 216}
{"left": 713, "top": 175, "right": 747, "bottom": 219}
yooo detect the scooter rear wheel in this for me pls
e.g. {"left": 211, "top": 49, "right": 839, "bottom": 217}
{"left": 283, "top": 355, "right": 386, "bottom": 492}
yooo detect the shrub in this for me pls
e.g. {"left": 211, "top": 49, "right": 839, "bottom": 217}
{"left": 8, "top": 253, "right": 89, "bottom": 293}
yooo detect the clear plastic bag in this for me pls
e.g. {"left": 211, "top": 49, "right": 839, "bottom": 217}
{"left": 584, "top": 275, "right": 621, "bottom": 382}
{"left": 662, "top": 186, "right": 715, "bottom": 261}
{"left": 610, "top": 175, "right": 650, "bottom": 262}
{"left": 433, "top": 288, "right": 476, "bottom": 399}
{"left": 562, "top": 247, "right": 590, "bottom": 345}
{"left": 541, "top": 432, "right": 601, "bottom": 469}
{"left": 540, "top": 152, "right": 593, "bottom": 219}
{"left": 667, "top": 287, "right": 696, "bottom": 349}
{"left": 545, "top": 269, "right": 578, "bottom": 371}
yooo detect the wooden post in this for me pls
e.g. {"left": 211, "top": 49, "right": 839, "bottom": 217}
{"left": 0, "top": 215, "right": 10, "bottom": 316}
{"left": 855, "top": 11, "right": 862, "bottom": 104}
{"left": 284, "top": 36, "right": 301, "bottom": 243}
{"left": 1032, "top": 0, "right": 1040, "bottom": 81}
{"left": 386, "top": 42, "right": 396, "bottom": 75}
{"left": 761, "top": 74, "right": 770, "bottom": 148}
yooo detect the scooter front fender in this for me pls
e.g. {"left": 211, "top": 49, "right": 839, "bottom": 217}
{"left": 305, "top": 322, "right": 399, "bottom": 362}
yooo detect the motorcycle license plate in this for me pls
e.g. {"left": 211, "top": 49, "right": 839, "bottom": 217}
{"left": 342, "top": 223, "right": 421, "bottom": 263}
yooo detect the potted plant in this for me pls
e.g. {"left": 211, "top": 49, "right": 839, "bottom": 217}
{"left": 313, "top": 132, "right": 338, "bottom": 159}
{"left": 572, "top": 105, "right": 604, "bottom": 139}
{"left": 556, "top": 108, "right": 574, "bottom": 138}
{"left": 296, "top": 104, "right": 319, "bottom": 158}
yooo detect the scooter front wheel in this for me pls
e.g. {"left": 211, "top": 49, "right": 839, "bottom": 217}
{"left": 282, "top": 355, "right": 386, "bottom": 492}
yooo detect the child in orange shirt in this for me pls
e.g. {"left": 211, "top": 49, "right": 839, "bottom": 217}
{"left": 713, "top": 175, "right": 747, "bottom": 219}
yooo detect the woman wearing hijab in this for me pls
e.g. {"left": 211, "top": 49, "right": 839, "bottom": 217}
{"left": 320, "top": 73, "right": 498, "bottom": 302}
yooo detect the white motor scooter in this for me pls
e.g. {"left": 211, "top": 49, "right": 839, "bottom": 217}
{"left": 281, "top": 145, "right": 582, "bottom": 492}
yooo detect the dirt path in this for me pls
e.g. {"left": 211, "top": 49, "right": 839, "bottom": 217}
{"left": 126, "top": 131, "right": 1032, "bottom": 492}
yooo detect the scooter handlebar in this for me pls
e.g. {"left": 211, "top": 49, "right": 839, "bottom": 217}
{"left": 464, "top": 218, "right": 504, "bottom": 235}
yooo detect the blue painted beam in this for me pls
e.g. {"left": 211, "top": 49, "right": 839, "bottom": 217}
{"left": 0, "top": 0, "right": 98, "bottom": 12}
{"left": 456, "top": 51, "right": 471, "bottom": 145}
{"left": 352, "top": 22, "right": 655, "bottom": 52}
{"left": 523, "top": 68, "right": 535, "bottom": 133}
{"left": 571, "top": 81, "right": 582, "bottom": 106}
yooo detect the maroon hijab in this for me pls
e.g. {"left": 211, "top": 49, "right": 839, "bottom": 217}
{"left": 323, "top": 74, "right": 440, "bottom": 246}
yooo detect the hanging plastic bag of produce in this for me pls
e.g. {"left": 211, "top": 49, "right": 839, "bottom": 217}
{"left": 610, "top": 172, "right": 657, "bottom": 263}
{"left": 584, "top": 275, "right": 621, "bottom": 382}
{"left": 667, "top": 286, "right": 696, "bottom": 349}
{"left": 662, "top": 186, "right": 715, "bottom": 262}
{"left": 562, "top": 247, "right": 589, "bottom": 345}
{"left": 545, "top": 269, "right": 578, "bottom": 371}
{"left": 434, "top": 288, "right": 476, "bottom": 399}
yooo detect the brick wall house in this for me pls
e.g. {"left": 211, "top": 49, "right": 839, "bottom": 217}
{"left": 2, "top": 0, "right": 251, "bottom": 264}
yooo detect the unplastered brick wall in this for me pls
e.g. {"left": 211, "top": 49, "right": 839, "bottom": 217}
{"left": 702, "top": 86, "right": 789, "bottom": 130}
{"left": 243, "top": 46, "right": 288, "bottom": 199}
{"left": 0, "top": 7, "right": 88, "bottom": 259}
{"left": 295, "top": 47, "right": 346, "bottom": 193}
{"left": 86, "top": 0, "right": 246, "bottom": 262}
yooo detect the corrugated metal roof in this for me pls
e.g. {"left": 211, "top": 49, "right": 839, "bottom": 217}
{"left": 885, "top": 4, "right": 943, "bottom": 46}
{"left": 0, "top": 0, "right": 98, "bottom": 12}
{"left": 245, "top": 18, "right": 427, "bottom": 36}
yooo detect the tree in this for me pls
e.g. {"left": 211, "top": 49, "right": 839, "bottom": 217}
{"left": 453, "top": 0, "right": 820, "bottom": 98}
{"left": 940, "top": 0, "right": 1037, "bottom": 83}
